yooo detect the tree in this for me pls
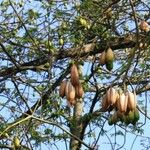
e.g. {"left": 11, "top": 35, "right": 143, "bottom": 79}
{"left": 0, "top": 0, "right": 149, "bottom": 149}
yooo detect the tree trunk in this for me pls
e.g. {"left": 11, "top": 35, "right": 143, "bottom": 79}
{"left": 70, "top": 98, "right": 83, "bottom": 150}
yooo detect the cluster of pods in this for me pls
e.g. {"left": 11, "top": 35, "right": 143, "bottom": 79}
{"left": 101, "top": 87, "right": 140, "bottom": 125}
{"left": 59, "top": 64, "right": 84, "bottom": 106}
{"left": 99, "top": 47, "right": 114, "bottom": 71}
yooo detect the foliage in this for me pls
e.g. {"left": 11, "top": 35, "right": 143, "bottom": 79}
{"left": 0, "top": 0, "right": 149, "bottom": 150}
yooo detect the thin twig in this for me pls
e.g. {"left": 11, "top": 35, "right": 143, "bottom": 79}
{"left": 130, "top": 135, "right": 138, "bottom": 150}
{"left": 0, "top": 42, "right": 19, "bottom": 68}
{"left": 31, "top": 115, "right": 93, "bottom": 150}
{"left": 11, "top": 79, "right": 32, "bottom": 113}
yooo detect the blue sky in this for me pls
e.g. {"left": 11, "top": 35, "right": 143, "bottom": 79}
{"left": 0, "top": 0, "right": 149, "bottom": 150}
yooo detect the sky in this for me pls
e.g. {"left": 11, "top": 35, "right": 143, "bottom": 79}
{"left": 0, "top": 0, "right": 150, "bottom": 150}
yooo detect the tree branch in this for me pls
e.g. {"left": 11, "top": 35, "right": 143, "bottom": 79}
{"left": 19, "top": 64, "right": 71, "bottom": 118}
{"left": 0, "top": 32, "right": 149, "bottom": 82}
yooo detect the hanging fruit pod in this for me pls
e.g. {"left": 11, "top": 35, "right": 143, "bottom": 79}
{"left": 139, "top": 21, "right": 149, "bottom": 32}
{"left": 122, "top": 113, "right": 131, "bottom": 125}
{"left": 106, "top": 7, "right": 113, "bottom": 19}
{"left": 101, "top": 94, "right": 109, "bottom": 112}
{"left": 116, "top": 110, "right": 124, "bottom": 121}
{"left": 108, "top": 112, "right": 119, "bottom": 126}
{"left": 118, "top": 93, "right": 128, "bottom": 113}
{"left": 71, "top": 64, "right": 80, "bottom": 87}
{"left": 68, "top": 98, "right": 76, "bottom": 106}
{"left": 124, "top": 108, "right": 140, "bottom": 126}
{"left": 75, "top": 83, "right": 84, "bottom": 98}
{"left": 114, "top": 92, "right": 120, "bottom": 111}
{"left": 99, "top": 51, "right": 106, "bottom": 66}
{"left": 132, "top": 108, "right": 140, "bottom": 125}
{"left": 105, "top": 47, "right": 114, "bottom": 71}
{"left": 128, "top": 111, "right": 135, "bottom": 124}
{"left": 105, "top": 47, "right": 114, "bottom": 62}
{"left": 65, "top": 81, "right": 76, "bottom": 106}
{"left": 127, "top": 91, "right": 137, "bottom": 111}
{"left": 59, "top": 80, "right": 67, "bottom": 98}
{"left": 13, "top": 136, "right": 20, "bottom": 149}
{"left": 106, "top": 61, "right": 113, "bottom": 71}
{"left": 106, "top": 87, "right": 118, "bottom": 105}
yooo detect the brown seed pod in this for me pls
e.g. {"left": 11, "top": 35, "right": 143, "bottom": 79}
{"left": 82, "top": 43, "right": 95, "bottom": 52}
{"left": 116, "top": 110, "right": 124, "bottom": 119}
{"left": 101, "top": 94, "right": 109, "bottom": 112}
{"left": 67, "top": 98, "right": 76, "bottom": 107}
{"left": 139, "top": 21, "right": 149, "bottom": 32}
{"left": 75, "top": 83, "right": 84, "bottom": 98}
{"left": 127, "top": 91, "right": 137, "bottom": 111}
{"left": 106, "top": 87, "right": 118, "bottom": 105}
{"left": 71, "top": 64, "right": 80, "bottom": 87}
{"left": 116, "top": 92, "right": 120, "bottom": 101}
{"left": 139, "top": 42, "right": 144, "bottom": 48}
{"left": 65, "top": 81, "right": 76, "bottom": 106}
{"left": 105, "top": 47, "right": 114, "bottom": 63}
{"left": 118, "top": 93, "right": 128, "bottom": 113}
{"left": 99, "top": 51, "right": 106, "bottom": 65}
{"left": 114, "top": 92, "right": 120, "bottom": 110}
{"left": 59, "top": 80, "right": 67, "bottom": 98}
{"left": 106, "top": 7, "right": 113, "bottom": 19}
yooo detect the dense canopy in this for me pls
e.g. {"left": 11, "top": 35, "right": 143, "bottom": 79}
{"left": 0, "top": 0, "right": 149, "bottom": 150}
